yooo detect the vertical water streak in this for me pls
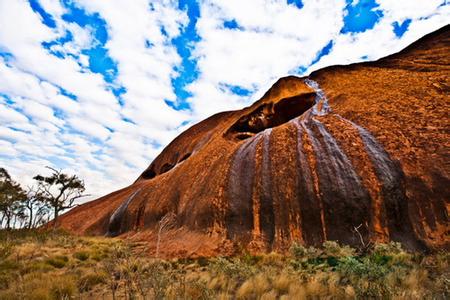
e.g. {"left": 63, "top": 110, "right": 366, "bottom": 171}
{"left": 312, "top": 119, "right": 370, "bottom": 201}
{"left": 304, "top": 79, "right": 331, "bottom": 116}
{"left": 335, "top": 116, "right": 400, "bottom": 190}
{"left": 335, "top": 115, "right": 419, "bottom": 246}
{"left": 290, "top": 119, "right": 325, "bottom": 245}
{"left": 226, "top": 135, "right": 262, "bottom": 240}
{"left": 107, "top": 189, "right": 142, "bottom": 237}
{"left": 301, "top": 118, "right": 371, "bottom": 244}
{"left": 259, "top": 129, "right": 275, "bottom": 245}
{"left": 300, "top": 119, "right": 331, "bottom": 240}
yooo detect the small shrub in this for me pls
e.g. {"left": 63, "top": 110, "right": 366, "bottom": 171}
{"left": 260, "top": 289, "right": 277, "bottom": 300}
{"left": 26, "top": 287, "right": 51, "bottom": 300}
{"left": 237, "top": 275, "right": 270, "bottom": 299}
{"left": 272, "top": 272, "right": 291, "bottom": 294}
{"left": 197, "top": 256, "right": 209, "bottom": 267}
{"left": 77, "top": 271, "right": 107, "bottom": 292}
{"left": 290, "top": 242, "right": 308, "bottom": 259}
{"left": 0, "top": 241, "right": 13, "bottom": 260}
{"left": 322, "top": 241, "right": 355, "bottom": 257}
{"left": 260, "top": 252, "right": 285, "bottom": 267}
{"left": 0, "top": 272, "right": 13, "bottom": 289}
{"left": 45, "top": 255, "right": 68, "bottom": 268}
{"left": 241, "top": 252, "right": 262, "bottom": 265}
{"left": 211, "top": 257, "right": 254, "bottom": 282}
{"left": 175, "top": 280, "right": 211, "bottom": 300}
{"left": 73, "top": 250, "right": 90, "bottom": 261}
{"left": 372, "top": 242, "right": 403, "bottom": 256}
{"left": 24, "top": 261, "right": 55, "bottom": 273}
{"left": 50, "top": 276, "right": 76, "bottom": 299}
{"left": 290, "top": 243, "right": 320, "bottom": 261}
{"left": 337, "top": 256, "right": 389, "bottom": 280}
{"left": 0, "top": 290, "right": 17, "bottom": 300}
{"left": 0, "top": 259, "right": 20, "bottom": 271}
{"left": 90, "top": 248, "right": 107, "bottom": 261}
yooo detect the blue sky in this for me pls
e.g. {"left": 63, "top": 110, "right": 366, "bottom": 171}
{"left": 0, "top": 0, "right": 448, "bottom": 200}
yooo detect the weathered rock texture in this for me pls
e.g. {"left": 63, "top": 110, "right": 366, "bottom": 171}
{"left": 58, "top": 26, "right": 449, "bottom": 257}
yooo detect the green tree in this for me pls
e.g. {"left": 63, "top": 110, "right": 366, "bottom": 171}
{"left": 34, "top": 167, "right": 89, "bottom": 228}
{"left": 0, "top": 168, "right": 27, "bottom": 229}
{"left": 23, "top": 186, "right": 49, "bottom": 229}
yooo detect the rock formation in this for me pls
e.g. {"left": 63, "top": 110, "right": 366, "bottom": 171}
{"left": 58, "top": 25, "right": 449, "bottom": 257}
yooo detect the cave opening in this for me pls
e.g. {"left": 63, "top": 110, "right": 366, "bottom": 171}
{"left": 160, "top": 163, "right": 174, "bottom": 174}
{"left": 139, "top": 152, "right": 192, "bottom": 181}
{"left": 141, "top": 167, "right": 156, "bottom": 180}
{"left": 179, "top": 152, "right": 191, "bottom": 162}
{"left": 226, "top": 92, "right": 316, "bottom": 139}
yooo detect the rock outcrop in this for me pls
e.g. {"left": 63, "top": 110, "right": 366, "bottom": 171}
{"left": 58, "top": 26, "right": 449, "bottom": 257}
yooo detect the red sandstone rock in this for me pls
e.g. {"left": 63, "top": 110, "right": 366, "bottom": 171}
{"left": 57, "top": 25, "right": 449, "bottom": 257}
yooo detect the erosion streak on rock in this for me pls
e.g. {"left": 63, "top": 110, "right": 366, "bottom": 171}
{"left": 226, "top": 135, "right": 261, "bottom": 242}
{"left": 107, "top": 189, "right": 141, "bottom": 237}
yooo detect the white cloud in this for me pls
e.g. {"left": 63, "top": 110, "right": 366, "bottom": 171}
{"left": 187, "top": 0, "right": 347, "bottom": 120}
{"left": 308, "top": 0, "right": 449, "bottom": 72}
{"left": 0, "top": 0, "right": 191, "bottom": 201}
{"left": 0, "top": 105, "right": 28, "bottom": 124}
{"left": 37, "top": 0, "right": 67, "bottom": 19}
{"left": 376, "top": 0, "right": 445, "bottom": 21}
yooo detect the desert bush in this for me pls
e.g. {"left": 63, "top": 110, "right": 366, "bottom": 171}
{"left": 90, "top": 247, "right": 108, "bottom": 261}
{"left": 0, "top": 258, "right": 20, "bottom": 272}
{"left": 143, "top": 261, "right": 172, "bottom": 298}
{"left": 237, "top": 273, "right": 271, "bottom": 299}
{"left": 372, "top": 242, "right": 403, "bottom": 255}
{"left": 45, "top": 255, "right": 68, "bottom": 268}
{"left": 241, "top": 251, "right": 262, "bottom": 265}
{"left": 337, "top": 256, "right": 388, "bottom": 280}
{"left": 259, "top": 252, "right": 285, "bottom": 267}
{"left": 272, "top": 272, "right": 292, "bottom": 295}
{"left": 49, "top": 275, "right": 77, "bottom": 299}
{"left": 0, "top": 289, "right": 17, "bottom": 300}
{"left": 322, "top": 241, "right": 355, "bottom": 257}
{"left": 77, "top": 271, "right": 107, "bottom": 292}
{"left": 24, "top": 260, "right": 55, "bottom": 273}
{"left": 0, "top": 273, "right": 13, "bottom": 289}
{"left": 0, "top": 241, "right": 13, "bottom": 261}
{"left": 73, "top": 250, "right": 90, "bottom": 261}
{"left": 167, "top": 277, "right": 211, "bottom": 300}
{"left": 290, "top": 242, "right": 308, "bottom": 259}
{"left": 211, "top": 257, "right": 254, "bottom": 283}
{"left": 290, "top": 243, "right": 320, "bottom": 262}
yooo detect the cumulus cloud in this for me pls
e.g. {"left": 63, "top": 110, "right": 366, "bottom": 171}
{"left": 0, "top": 0, "right": 448, "bottom": 203}
{"left": 0, "top": 0, "right": 193, "bottom": 200}
{"left": 187, "top": 0, "right": 348, "bottom": 119}
{"left": 309, "top": 0, "right": 449, "bottom": 72}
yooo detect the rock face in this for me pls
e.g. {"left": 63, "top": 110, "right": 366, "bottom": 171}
{"left": 58, "top": 26, "right": 449, "bottom": 257}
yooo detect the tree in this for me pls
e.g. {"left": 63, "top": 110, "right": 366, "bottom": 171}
{"left": 34, "top": 167, "right": 89, "bottom": 228}
{"left": 22, "top": 186, "right": 48, "bottom": 229}
{"left": 156, "top": 212, "right": 176, "bottom": 258}
{"left": 0, "top": 168, "right": 27, "bottom": 229}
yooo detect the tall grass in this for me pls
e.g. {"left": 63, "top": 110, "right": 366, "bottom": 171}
{"left": 0, "top": 229, "right": 448, "bottom": 299}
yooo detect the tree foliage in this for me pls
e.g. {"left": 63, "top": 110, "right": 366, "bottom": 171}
{"left": 0, "top": 167, "right": 88, "bottom": 229}
{"left": 0, "top": 168, "right": 27, "bottom": 229}
{"left": 34, "top": 167, "right": 89, "bottom": 227}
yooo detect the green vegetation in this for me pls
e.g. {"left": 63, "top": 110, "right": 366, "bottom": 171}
{"left": 0, "top": 230, "right": 448, "bottom": 299}
{"left": 0, "top": 167, "right": 88, "bottom": 230}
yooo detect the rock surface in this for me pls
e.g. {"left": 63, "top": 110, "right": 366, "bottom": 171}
{"left": 58, "top": 26, "right": 449, "bottom": 257}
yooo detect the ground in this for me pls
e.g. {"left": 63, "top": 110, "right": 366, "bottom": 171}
{"left": 0, "top": 230, "right": 448, "bottom": 299}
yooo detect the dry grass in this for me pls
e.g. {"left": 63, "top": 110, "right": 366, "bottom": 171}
{"left": 0, "top": 229, "right": 448, "bottom": 299}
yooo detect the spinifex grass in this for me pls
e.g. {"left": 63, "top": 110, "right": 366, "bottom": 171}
{"left": 0, "top": 229, "right": 447, "bottom": 299}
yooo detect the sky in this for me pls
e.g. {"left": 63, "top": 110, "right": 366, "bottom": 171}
{"left": 0, "top": 0, "right": 449, "bottom": 202}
